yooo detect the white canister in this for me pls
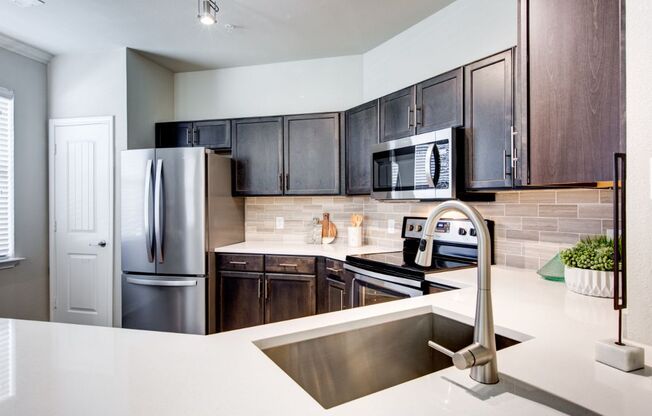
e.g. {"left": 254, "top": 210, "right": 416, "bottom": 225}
{"left": 348, "top": 226, "right": 362, "bottom": 247}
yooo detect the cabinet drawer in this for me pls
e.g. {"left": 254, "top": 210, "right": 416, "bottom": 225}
{"left": 217, "top": 254, "right": 264, "bottom": 272}
{"left": 265, "top": 255, "right": 316, "bottom": 274}
{"left": 324, "top": 258, "right": 345, "bottom": 280}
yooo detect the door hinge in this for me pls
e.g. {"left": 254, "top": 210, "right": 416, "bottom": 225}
{"left": 54, "top": 221, "right": 57, "bottom": 232}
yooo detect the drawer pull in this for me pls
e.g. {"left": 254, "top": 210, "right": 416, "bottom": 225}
{"left": 278, "top": 263, "right": 298, "bottom": 267}
{"left": 229, "top": 261, "right": 248, "bottom": 265}
{"left": 326, "top": 267, "right": 343, "bottom": 273}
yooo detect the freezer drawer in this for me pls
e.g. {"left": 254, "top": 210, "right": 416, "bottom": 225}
{"left": 122, "top": 274, "right": 207, "bottom": 335}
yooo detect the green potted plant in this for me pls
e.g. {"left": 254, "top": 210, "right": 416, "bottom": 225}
{"left": 560, "top": 236, "right": 616, "bottom": 298}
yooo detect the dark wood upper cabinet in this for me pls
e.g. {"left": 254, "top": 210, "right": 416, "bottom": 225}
{"left": 283, "top": 113, "right": 340, "bottom": 195}
{"left": 265, "top": 273, "right": 316, "bottom": 324}
{"left": 416, "top": 68, "right": 463, "bottom": 134}
{"left": 464, "top": 50, "right": 514, "bottom": 190}
{"left": 519, "top": 0, "right": 624, "bottom": 186}
{"left": 345, "top": 100, "right": 378, "bottom": 195}
{"left": 379, "top": 86, "right": 416, "bottom": 142}
{"left": 231, "top": 117, "right": 284, "bottom": 196}
{"left": 219, "top": 271, "right": 264, "bottom": 332}
{"left": 156, "top": 122, "right": 193, "bottom": 148}
{"left": 194, "top": 120, "right": 231, "bottom": 150}
{"left": 156, "top": 120, "right": 230, "bottom": 150}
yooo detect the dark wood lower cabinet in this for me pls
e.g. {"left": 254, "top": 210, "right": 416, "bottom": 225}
{"left": 219, "top": 271, "right": 264, "bottom": 332}
{"left": 265, "top": 273, "right": 316, "bottom": 324}
{"left": 326, "top": 278, "right": 346, "bottom": 313}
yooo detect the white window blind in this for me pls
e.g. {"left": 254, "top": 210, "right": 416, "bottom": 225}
{"left": 0, "top": 88, "right": 14, "bottom": 259}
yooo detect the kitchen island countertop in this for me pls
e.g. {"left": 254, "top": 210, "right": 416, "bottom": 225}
{"left": 1, "top": 266, "right": 651, "bottom": 416}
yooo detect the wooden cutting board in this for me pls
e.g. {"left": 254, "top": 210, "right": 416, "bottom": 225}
{"left": 322, "top": 213, "right": 337, "bottom": 244}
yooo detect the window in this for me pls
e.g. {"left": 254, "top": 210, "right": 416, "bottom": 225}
{"left": 0, "top": 88, "right": 14, "bottom": 260}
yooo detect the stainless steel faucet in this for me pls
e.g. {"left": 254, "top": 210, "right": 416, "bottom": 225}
{"left": 417, "top": 200, "right": 499, "bottom": 384}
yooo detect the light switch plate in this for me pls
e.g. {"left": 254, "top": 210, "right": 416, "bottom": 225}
{"left": 275, "top": 217, "right": 284, "bottom": 230}
{"left": 387, "top": 219, "right": 395, "bottom": 234}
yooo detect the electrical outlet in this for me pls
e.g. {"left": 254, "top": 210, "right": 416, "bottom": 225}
{"left": 275, "top": 217, "right": 284, "bottom": 230}
{"left": 387, "top": 219, "right": 396, "bottom": 234}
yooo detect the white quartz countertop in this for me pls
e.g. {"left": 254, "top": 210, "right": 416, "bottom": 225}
{"left": 214, "top": 241, "right": 394, "bottom": 261}
{"left": 1, "top": 266, "right": 651, "bottom": 416}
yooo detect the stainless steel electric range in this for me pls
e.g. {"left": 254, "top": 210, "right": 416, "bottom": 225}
{"left": 345, "top": 216, "right": 494, "bottom": 308}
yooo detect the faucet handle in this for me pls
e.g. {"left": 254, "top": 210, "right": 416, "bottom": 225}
{"left": 428, "top": 341, "right": 493, "bottom": 370}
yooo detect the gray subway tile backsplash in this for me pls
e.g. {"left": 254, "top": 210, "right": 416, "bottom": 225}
{"left": 244, "top": 189, "right": 612, "bottom": 270}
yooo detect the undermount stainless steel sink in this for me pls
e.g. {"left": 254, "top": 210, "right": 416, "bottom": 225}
{"left": 257, "top": 312, "right": 520, "bottom": 409}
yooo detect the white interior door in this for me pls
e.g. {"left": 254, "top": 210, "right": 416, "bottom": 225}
{"left": 49, "top": 117, "right": 113, "bottom": 326}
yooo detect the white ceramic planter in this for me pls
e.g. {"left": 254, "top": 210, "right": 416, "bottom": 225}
{"left": 564, "top": 266, "right": 614, "bottom": 298}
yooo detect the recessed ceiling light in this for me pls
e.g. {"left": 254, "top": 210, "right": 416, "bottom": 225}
{"left": 198, "top": 0, "right": 219, "bottom": 26}
{"left": 11, "top": 0, "right": 44, "bottom": 7}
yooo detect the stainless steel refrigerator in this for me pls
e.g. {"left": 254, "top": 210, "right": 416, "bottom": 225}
{"left": 120, "top": 147, "right": 244, "bottom": 334}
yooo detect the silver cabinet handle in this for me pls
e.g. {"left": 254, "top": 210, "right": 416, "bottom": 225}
{"left": 425, "top": 143, "right": 436, "bottom": 188}
{"left": 144, "top": 159, "right": 154, "bottom": 263}
{"left": 326, "top": 267, "right": 343, "bottom": 273}
{"left": 89, "top": 240, "right": 107, "bottom": 247}
{"left": 510, "top": 125, "right": 519, "bottom": 172}
{"left": 193, "top": 127, "right": 199, "bottom": 145}
{"left": 186, "top": 127, "right": 192, "bottom": 145}
{"left": 126, "top": 277, "right": 197, "bottom": 287}
{"left": 278, "top": 263, "right": 298, "bottom": 267}
{"left": 503, "top": 150, "right": 509, "bottom": 179}
{"left": 257, "top": 278, "right": 262, "bottom": 299}
{"left": 407, "top": 106, "right": 413, "bottom": 129}
{"left": 154, "top": 159, "right": 165, "bottom": 263}
{"left": 229, "top": 261, "right": 247, "bottom": 265}
{"left": 415, "top": 107, "right": 421, "bottom": 127}
{"left": 340, "top": 289, "right": 344, "bottom": 311}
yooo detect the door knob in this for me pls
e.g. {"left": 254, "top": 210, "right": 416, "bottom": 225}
{"left": 90, "top": 240, "right": 107, "bottom": 247}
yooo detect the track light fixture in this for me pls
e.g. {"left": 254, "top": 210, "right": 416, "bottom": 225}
{"left": 198, "top": 0, "right": 219, "bottom": 25}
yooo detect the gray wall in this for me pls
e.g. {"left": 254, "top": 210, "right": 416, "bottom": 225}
{"left": 48, "top": 48, "right": 128, "bottom": 326}
{"left": 0, "top": 47, "right": 49, "bottom": 320}
{"left": 126, "top": 49, "right": 174, "bottom": 149}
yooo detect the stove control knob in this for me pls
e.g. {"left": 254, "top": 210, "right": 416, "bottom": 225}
{"left": 417, "top": 225, "right": 423, "bottom": 232}
{"left": 409, "top": 224, "right": 415, "bottom": 231}
{"left": 470, "top": 228, "right": 477, "bottom": 237}
{"left": 458, "top": 228, "right": 467, "bottom": 236}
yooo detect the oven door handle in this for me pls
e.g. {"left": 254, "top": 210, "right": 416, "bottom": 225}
{"left": 352, "top": 273, "right": 424, "bottom": 298}
{"left": 344, "top": 264, "right": 423, "bottom": 289}
{"left": 424, "top": 143, "right": 437, "bottom": 188}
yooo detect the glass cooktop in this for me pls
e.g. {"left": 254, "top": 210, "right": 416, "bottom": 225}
{"left": 346, "top": 250, "right": 474, "bottom": 280}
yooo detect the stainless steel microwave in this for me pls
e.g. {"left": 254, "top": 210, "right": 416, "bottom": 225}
{"left": 371, "top": 128, "right": 456, "bottom": 200}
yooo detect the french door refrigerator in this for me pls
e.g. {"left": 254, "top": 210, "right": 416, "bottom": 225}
{"left": 121, "top": 147, "right": 244, "bottom": 334}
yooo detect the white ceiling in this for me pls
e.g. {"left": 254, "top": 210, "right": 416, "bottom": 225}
{"left": 0, "top": 0, "right": 456, "bottom": 72}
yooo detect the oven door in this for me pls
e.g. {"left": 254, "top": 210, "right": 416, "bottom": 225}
{"left": 371, "top": 129, "right": 453, "bottom": 200}
{"left": 347, "top": 267, "right": 423, "bottom": 308}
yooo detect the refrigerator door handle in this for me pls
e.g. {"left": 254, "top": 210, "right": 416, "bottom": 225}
{"left": 126, "top": 277, "right": 197, "bottom": 287}
{"left": 144, "top": 159, "right": 154, "bottom": 263}
{"left": 154, "top": 159, "right": 165, "bottom": 263}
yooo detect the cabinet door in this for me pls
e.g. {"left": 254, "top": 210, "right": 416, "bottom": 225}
{"left": 155, "top": 122, "right": 193, "bottom": 148}
{"left": 345, "top": 100, "right": 378, "bottom": 195}
{"left": 232, "top": 117, "right": 283, "bottom": 195}
{"left": 326, "top": 278, "right": 346, "bottom": 313}
{"left": 464, "top": 50, "right": 514, "bottom": 189}
{"left": 416, "top": 68, "right": 463, "bottom": 134}
{"left": 284, "top": 113, "right": 340, "bottom": 195}
{"left": 219, "top": 271, "right": 264, "bottom": 332}
{"left": 523, "top": 0, "right": 623, "bottom": 185}
{"left": 194, "top": 120, "right": 231, "bottom": 150}
{"left": 379, "top": 86, "right": 415, "bottom": 142}
{"left": 265, "top": 273, "right": 316, "bottom": 324}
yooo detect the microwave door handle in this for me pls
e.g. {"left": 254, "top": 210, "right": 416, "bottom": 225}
{"left": 425, "top": 143, "right": 436, "bottom": 188}
{"left": 154, "top": 159, "right": 164, "bottom": 263}
{"left": 144, "top": 159, "right": 154, "bottom": 263}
